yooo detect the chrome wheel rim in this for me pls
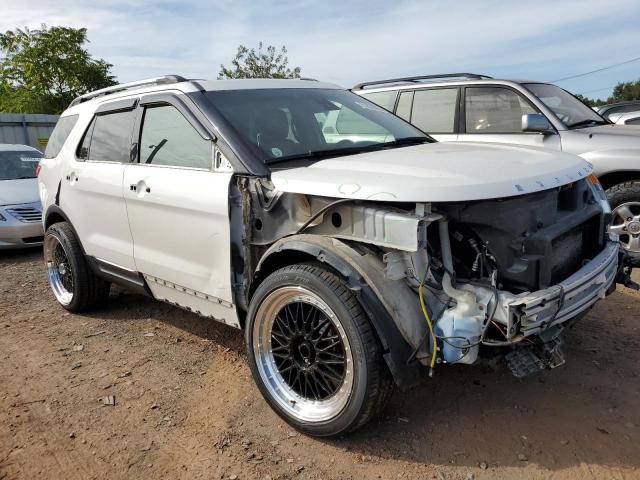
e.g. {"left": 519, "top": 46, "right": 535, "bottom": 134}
{"left": 252, "top": 286, "right": 353, "bottom": 423}
{"left": 610, "top": 202, "right": 640, "bottom": 253}
{"left": 44, "top": 234, "right": 74, "bottom": 305}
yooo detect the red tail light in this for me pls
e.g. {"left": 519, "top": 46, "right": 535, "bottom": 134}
{"left": 35, "top": 164, "right": 41, "bottom": 177}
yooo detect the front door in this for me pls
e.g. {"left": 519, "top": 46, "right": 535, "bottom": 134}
{"left": 123, "top": 100, "right": 237, "bottom": 325}
{"left": 457, "top": 86, "right": 561, "bottom": 149}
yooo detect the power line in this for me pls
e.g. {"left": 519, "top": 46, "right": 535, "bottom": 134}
{"left": 550, "top": 55, "right": 640, "bottom": 83}
{"left": 579, "top": 85, "right": 615, "bottom": 95}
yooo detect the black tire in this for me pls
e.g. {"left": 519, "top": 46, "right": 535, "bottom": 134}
{"left": 44, "top": 222, "right": 110, "bottom": 312}
{"left": 606, "top": 181, "right": 640, "bottom": 267}
{"left": 246, "top": 263, "right": 393, "bottom": 437}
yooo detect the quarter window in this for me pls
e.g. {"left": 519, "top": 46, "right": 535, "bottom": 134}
{"left": 410, "top": 88, "right": 458, "bottom": 134}
{"left": 139, "top": 105, "right": 211, "bottom": 169}
{"left": 44, "top": 115, "right": 79, "bottom": 158}
{"left": 465, "top": 87, "right": 537, "bottom": 133}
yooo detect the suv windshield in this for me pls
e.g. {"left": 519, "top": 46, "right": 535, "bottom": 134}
{"left": 524, "top": 83, "right": 607, "bottom": 129}
{"left": 204, "top": 88, "right": 430, "bottom": 165}
{"left": 0, "top": 151, "right": 41, "bottom": 180}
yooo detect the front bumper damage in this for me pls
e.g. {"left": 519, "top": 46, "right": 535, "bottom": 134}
{"left": 498, "top": 238, "right": 618, "bottom": 340}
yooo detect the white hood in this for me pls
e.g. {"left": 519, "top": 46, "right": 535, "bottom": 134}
{"left": 271, "top": 142, "right": 592, "bottom": 202}
{"left": 0, "top": 178, "right": 40, "bottom": 206}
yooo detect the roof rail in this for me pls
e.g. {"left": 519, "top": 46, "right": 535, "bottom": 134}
{"left": 352, "top": 73, "right": 493, "bottom": 90}
{"left": 69, "top": 75, "right": 189, "bottom": 107}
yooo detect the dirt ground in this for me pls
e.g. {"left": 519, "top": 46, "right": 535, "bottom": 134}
{"left": 1, "top": 248, "right": 639, "bottom": 480}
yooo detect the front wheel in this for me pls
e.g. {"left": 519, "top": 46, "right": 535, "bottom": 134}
{"left": 607, "top": 181, "right": 640, "bottom": 266}
{"left": 246, "top": 263, "right": 393, "bottom": 437}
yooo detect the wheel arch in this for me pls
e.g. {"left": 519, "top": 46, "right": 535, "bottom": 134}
{"left": 44, "top": 206, "right": 87, "bottom": 255}
{"left": 252, "top": 235, "right": 424, "bottom": 389}
{"left": 599, "top": 171, "right": 640, "bottom": 191}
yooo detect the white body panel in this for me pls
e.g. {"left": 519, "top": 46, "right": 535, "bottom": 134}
{"left": 456, "top": 131, "right": 561, "bottom": 150}
{"left": 122, "top": 164, "right": 238, "bottom": 326}
{"left": 60, "top": 160, "right": 135, "bottom": 270}
{"left": 271, "top": 142, "right": 592, "bottom": 202}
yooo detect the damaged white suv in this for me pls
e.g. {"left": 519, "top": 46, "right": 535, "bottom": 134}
{"left": 39, "top": 76, "right": 622, "bottom": 436}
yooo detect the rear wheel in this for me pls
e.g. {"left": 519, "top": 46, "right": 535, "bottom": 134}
{"left": 246, "top": 263, "right": 393, "bottom": 437}
{"left": 607, "top": 181, "right": 640, "bottom": 266}
{"left": 44, "top": 222, "right": 110, "bottom": 312}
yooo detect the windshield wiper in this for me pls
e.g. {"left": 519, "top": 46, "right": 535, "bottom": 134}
{"left": 567, "top": 119, "right": 607, "bottom": 129}
{"left": 264, "top": 136, "right": 431, "bottom": 166}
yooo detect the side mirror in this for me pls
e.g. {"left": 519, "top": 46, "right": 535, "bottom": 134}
{"left": 522, "top": 113, "right": 553, "bottom": 134}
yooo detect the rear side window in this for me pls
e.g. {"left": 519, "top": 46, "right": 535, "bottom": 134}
{"left": 360, "top": 91, "right": 398, "bottom": 112}
{"left": 44, "top": 115, "right": 79, "bottom": 158}
{"left": 410, "top": 88, "right": 458, "bottom": 133}
{"left": 465, "top": 87, "right": 537, "bottom": 133}
{"left": 627, "top": 117, "right": 640, "bottom": 125}
{"left": 77, "top": 110, "right": 135, "bottom": 162}
{"left": 396, "top": 91, "right": 414, "bottom": 121}
{"left": 139, "top": 105, "right": 211, "bottom": 169}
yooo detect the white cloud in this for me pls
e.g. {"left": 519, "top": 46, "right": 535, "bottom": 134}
{"left": 1, "top": 0, "right": 639, "bottom": 97}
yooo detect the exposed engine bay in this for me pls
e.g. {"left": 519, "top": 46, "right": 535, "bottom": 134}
{"left": 235, "top": 175, "right": 620, "bottom": 382}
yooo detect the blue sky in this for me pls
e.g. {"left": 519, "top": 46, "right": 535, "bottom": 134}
{"left": 2, "top": 0, "right": 640, "bottom": 99}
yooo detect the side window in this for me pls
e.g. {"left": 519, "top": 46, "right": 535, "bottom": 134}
{"left": 396, "top": 91, "right": 414, "bottom": 121}
{"left": 360, "top": 90, "right": 398, "bottom": 112}
{"left": 465, "top": 87, "right": 537, "bottom": 133}
{"left": 77, "top": 110, "right": 135, "bottom": 162}
{"left": 140, "top": 105, "right": 211, "bottom": 169}
{"left": 410, "top": 88, "right": 458, "bottom": 134}
{"left": 44, "top": 115, "right": 79, "bottom": 158}
{"left": 627, "top": 117, "right": 640, "bottom": 125}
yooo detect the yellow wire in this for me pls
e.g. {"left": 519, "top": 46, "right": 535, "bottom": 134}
{"left": 418, "top": 281, "right": 437, "bottom": 370}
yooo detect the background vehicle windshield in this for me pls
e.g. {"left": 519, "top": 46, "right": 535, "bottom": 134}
{"left": 0, "top": 151, "right": 41, "bottom": 181}
{"left": 204, "top": 88, "right": 428, "bottom": 163}
{"left": 525, "top": 83, "right": 606, "bottom": 128}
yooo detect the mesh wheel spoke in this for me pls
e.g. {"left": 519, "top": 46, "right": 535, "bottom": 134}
{"left": 269, "top": 299, "right": 347, "bottom": 401}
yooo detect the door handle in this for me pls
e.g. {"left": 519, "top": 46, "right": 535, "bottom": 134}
{"left": 129, "top": 183, "right": 151, "bottom": 194}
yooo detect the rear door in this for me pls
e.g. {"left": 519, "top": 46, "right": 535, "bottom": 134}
{"left": 457, "top": 86, "right": 561, "bottom": 149}
{"left": 123, "top": 94, "right": 237, "bottom": 324}
{"left": 60, "top": 100, "right": 137, "bottom": 269}
{"left": 394, "top": 87, "right": 459, "bottom": 142}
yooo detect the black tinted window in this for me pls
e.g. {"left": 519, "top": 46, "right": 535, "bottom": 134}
{"left": 627, "top": 117, "right": 640, "bottom": 125}
{"left": 139, "top": 105, "right": 211, "bottom": 169}
{"left": 86, "top": 110, "right": 135, "bottom": 162}
{"left": 44, "top": 115, "right": 78, "bottom": 158}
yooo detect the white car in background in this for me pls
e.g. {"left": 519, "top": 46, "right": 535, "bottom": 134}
{"left": 0, "top": 144, "right": 44, "bottom": 249}
{"left": 608, "top": 111, "right": 640, "bottom": 126}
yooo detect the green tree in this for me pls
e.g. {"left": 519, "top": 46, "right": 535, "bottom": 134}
{"left": 0, "top": 25, "right": 116, "bottom": 114}
{"left": 218, "top": 42, "right": 301, "bottom": 79}
{"left": 576, "top": 79, "right": 640, "bottom": 107}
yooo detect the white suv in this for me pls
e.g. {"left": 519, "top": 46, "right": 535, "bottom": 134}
{"left": 39, "top": 75, "right": 621, "bottom": 436}
{"left": 354, "top": 74, "right": 640, "bottom": 264}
